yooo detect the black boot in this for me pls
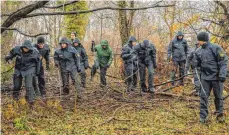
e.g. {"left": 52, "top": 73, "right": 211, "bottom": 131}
{"left": 194, "top": 91, "right": 199, "bottom": 96}
{"left": 216, "top": 113, "right": 225, "bottom": 123}
{"left": 149, "top": 87, "right": 155, "bottom": 94}
{"left": 141, "top": 84, "right": 148, "bottom": 93}
{"left": 179, "top": 80, "right": 184, "bottom": 86}
{"left": 72, "top": 80, "right": 75, "bottom": 85}
{"left": 81, "top": 83, "right": 86, "bottom": 88}
{"left": 170, "top": 71, "right": 176, "bottom": 86}
{"left": 63, "top": 87, "right": 69, "bottom": 95}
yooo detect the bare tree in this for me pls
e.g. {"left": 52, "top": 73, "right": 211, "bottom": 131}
{"left": 1, "top": 1, "right": 174, "bottom": 35}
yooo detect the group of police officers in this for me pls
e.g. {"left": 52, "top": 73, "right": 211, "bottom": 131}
{"left": 5, "top": 31, "right": 228, "bottom": 123}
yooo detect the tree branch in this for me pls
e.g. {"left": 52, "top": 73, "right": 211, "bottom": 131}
{"left": 215, "top": 1, "right": 228, "bottom": 15}
{"left": 215, "top": 1, "right": 229, "bottom": 20}
{"left": 205, "top": 28, "right": 224, "bottom": 38}
{"left": 176, "top": 19, "right": 199, "bottom": 35}
{"left": 43, "top": 1, "right": 79, "bottom": 9}
{"left": 1, "top": 2, "right": 174, "bottom": 33}
{"left": 1, "top": 1, "right": 49, "bottom": 33}
{"left": 1, "top": 27, "right": 49, "bottom": 37}
{"left": 201, "top": 18, "right": 225, "bottom": 26}
{"left": 24, "top": 4, "right": 175, "bottom": 18}
{"left": 186, "top": 7, "right": 229, "bottom": 15}
{"left": 0, "top": 0, "right": 76, "bottom": 17}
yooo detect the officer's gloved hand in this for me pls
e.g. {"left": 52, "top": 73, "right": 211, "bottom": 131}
{"left": 5, "top": 56, "right": 10, "bottom": 63}
{"left": 84, "top": 63, "right": 89, "bottom": 70}
{"left": 55, "top": 63, "right": 59, "bottom": 67}
{"left": 46, "top": 66, "right": 50, "bottom": 70}
{"left": 154, "top": 65, "right": 157, "bottom": 69}
{"left": 104, "top": 64, "right": 110, "bottom": 68}
{"left": 77, "top": 68, "right": 81, "bottom": 73}
{"left": 219, "top": 77, "right": 226, "bottom": 82}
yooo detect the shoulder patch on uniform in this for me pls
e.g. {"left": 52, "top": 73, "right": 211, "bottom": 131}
{"left": 218, "top": 50, "right": 225, "bottom": 57}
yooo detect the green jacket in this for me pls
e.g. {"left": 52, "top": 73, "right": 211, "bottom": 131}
{"left": 95, "top": 40, "right": 113, "bottom": 67}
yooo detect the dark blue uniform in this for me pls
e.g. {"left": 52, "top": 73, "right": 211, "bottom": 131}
{"left": 134, "top": 40, "right": 157, "bottom": 93}
{"left": 54, "top": 37, "right": 81, "bottom": 96}
{"left": 167, "top": 31, "right": 189, "bottom": 85}
{"left": 121, "top": 36, "right": 138, "bottom": 92}
{"left": 5, "top": 40, "right": 40, "bottom": 104}
{"left": 194, "top": 42, "right": 228, "bottom": 121}
{"left": 33, "top": 37, "right": 50, "bottom": 97}
{"left": 72, "top": 38, "right": 89, "bottom": 88}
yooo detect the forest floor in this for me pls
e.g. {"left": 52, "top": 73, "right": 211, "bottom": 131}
{"left": 1, "top": 65, "right": 229, "bottom": 135}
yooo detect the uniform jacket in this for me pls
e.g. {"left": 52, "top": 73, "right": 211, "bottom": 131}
{"left": 194, "top": 42, "right": 228, "bottom": 80}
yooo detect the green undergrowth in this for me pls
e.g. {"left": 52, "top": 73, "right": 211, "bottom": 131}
{"left": 1, "top": 66, "right": 229, "bottom": 135}
{"left": 1, "top": 93, "right": 229, "bottom": 135}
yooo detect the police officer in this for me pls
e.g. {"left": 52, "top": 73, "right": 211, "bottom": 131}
{"left": 167, "top": 31, "right": 189, "bottom": 86}
{"left": 93, "top": 40, "right": 113, "bottom": 87}
{"left": 54, "top": 37, "right": 81, "bottom": 97}
{"left": 185, "top": 42, "right": 200, "bottom": 96}
{"left": 69, "top": 32, "right": 80, "bottom": 84}
{"left": 33, "top": 36, "right": 50, "bottom": 98}
{"left": 121, "top": 36, "right": 138, "bottom": 92}
{"left": 134, "top": 40, "right": 157, "bottom": 94}
{"left": 5, "top": 40, "right": 40, "bottom": 105}
{"left": 194, "top": 32, "right": 228, "bottom": 123}
{"left": 70, "top": 32, "right": 77, "bottom": 45}
{"left": 72, "top": 38, "right": 89, "bottom": 88}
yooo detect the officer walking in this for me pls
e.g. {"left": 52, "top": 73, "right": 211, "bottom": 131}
{"left": 134, "top": 40, "right": 157, "bottom": 94}
{"left": 5, "top": 40, "right": 40, "bottom": 105}
{"left": 121, "top": 36, "right": 138, "bottom": 92}
{"left": 167, "top": 31, "right": 189, "bottom": 86}
{"left": 185, "top": 42, "right": 200, "bottom": 96}
{"left": 92, "top": 40, "right": 113, "bottom": 87}
{"left": 54, "top": 37, "right": 81, "bottom": 97}
{"left": 33, "top": 36, "right": 50, "bottom": 98}
{"left": 72, "top": 38, "right": 89, "bottom": 88}
{"left": 194, "top": 32, "right": 228, "bottom": 123}
{"left": 69, "top": 32, "right": 81, "bottom": 84}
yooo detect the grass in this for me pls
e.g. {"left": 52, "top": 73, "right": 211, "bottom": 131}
{"left": 1, "top": 66, "right": 229, "bottom": 135}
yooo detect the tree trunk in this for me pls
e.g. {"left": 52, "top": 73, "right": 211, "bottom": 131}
{"left": 163, "top": 1, "right": 176, "bottom": 40}
{"left": 118, "top": 1, "right": 129, "bottom": 46}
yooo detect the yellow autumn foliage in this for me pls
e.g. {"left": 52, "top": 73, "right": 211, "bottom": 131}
{"left": 170, "top": 14, "right": 200, "bottom": 33}
{"left": 3, "top": 103, "right": 17, "bottom": 120}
